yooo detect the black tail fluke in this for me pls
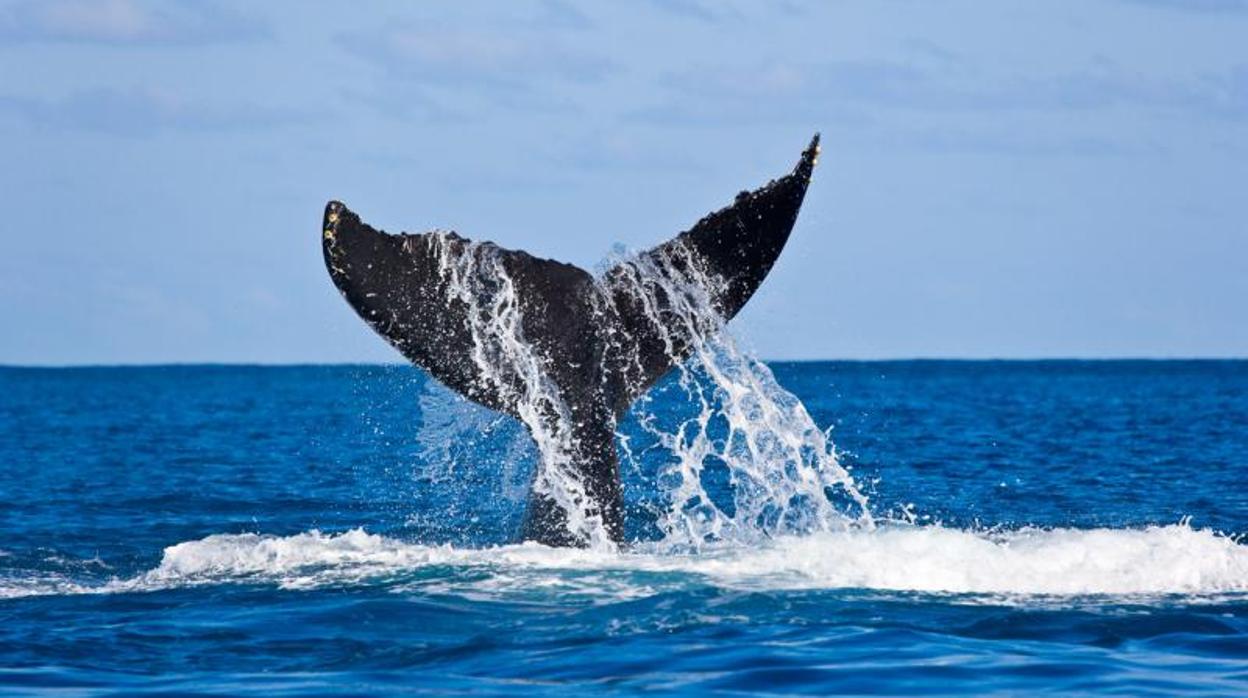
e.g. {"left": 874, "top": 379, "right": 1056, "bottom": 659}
{"left": 322, "top": 135, "right": 820, "bottom": 546}
{"left": 603, "top": 134, "right": 820, "bottom": 408}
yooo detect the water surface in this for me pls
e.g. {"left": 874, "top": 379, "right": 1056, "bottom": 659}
{"left": 1, "top": 362, "right": 1246, "bottom": 695}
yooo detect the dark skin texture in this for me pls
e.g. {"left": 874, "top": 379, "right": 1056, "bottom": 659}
{"left": 322, "top": 135, "right": 819, "bottom": 546}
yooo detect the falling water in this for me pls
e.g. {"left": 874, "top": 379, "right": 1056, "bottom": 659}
{"left": 430, "top": 233, "right": 615, "bottom": 548}
{"left": 606, "top": 245, "right": 872, "bottom": 549}
{"left": 423, "top": 233, "right": 872, "bottom": 550}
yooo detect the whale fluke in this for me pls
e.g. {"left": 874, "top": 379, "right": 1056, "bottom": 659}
{"left": 322, "top": 134, "right": 820, "bottom": 546}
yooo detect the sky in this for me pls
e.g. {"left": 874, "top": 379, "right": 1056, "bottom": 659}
{"left": 0, "top": 0, "right": 1245, "bottom": 364}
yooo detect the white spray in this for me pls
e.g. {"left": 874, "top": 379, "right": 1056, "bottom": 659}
{"left": 608, "top": 245, "right": 872, "bottom": 549}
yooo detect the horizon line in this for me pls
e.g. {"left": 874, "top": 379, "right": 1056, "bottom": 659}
{"left": 3, "top": 357, "right": 1248, "bottom": 370}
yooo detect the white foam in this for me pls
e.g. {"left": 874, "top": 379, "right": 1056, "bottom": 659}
{"left": 6, "top": 524, "right": 1245, "bottom": 602}
{"left": 684, "top": 524, "right": 1248, "bottom": 596}
{"left": 137, "top": 529, "right": 450, "bottom": 586}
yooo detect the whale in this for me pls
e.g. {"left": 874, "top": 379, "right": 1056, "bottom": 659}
{"left": 322, "top": 134, "right": 820, "bottom": 546}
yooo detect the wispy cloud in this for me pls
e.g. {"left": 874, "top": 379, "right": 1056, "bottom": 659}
{"left": 0, "top": 87, "right": 301, "bottom": 136}
{"left": 550, "top": 131, "right": 708, "bottom": 173}
{"left": 640, "top": 57, "right": 1247, "bottom": 121}
{"left": 337, "top": 84, "right": 470, "bottom": 125}
{"left": 336, "top": 22, "right": 615, "bottom": 121}
{"left": 1209, "top": 64, "right": 1248, "bottom": 117}
{"left": 643, "top": 0, "right": 729, "bottom": 23}
{"left": 1118, "top": 0, "right": 1248, "bottom": 14}
{"left": 0, "top": 0, "right": 267, "bottom": 45}
{"left": 338, "top": 25, "right": 614, "bottom": 90}
{"left": 883, "top": 128, "right": 1158, "bottom": 158}
{"left": 535, "top": 0, "right": 595, "bottom": 30}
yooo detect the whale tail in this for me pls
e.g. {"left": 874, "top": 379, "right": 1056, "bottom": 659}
{"left": 322, "top": 134, "right": 820, "bottom": 546}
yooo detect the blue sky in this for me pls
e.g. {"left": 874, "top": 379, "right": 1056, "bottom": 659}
{"left": 1, "top": 0, "right": 1245, "bottom": 364}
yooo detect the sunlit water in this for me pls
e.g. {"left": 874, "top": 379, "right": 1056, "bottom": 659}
{"left": 2, "top": 362, "right": 1247, "bottom": 694}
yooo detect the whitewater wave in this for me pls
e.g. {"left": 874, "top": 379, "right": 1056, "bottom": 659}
{"left": 4, "top": 524, "right": 1247, "bottom": 603}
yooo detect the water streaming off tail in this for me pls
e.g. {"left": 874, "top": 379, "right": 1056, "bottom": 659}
{"left": 406, "top": 235, "right": 878, "bottom": 551}
{"left": 405, "top": 235, "right": 873, "bottom": 549}
{"left": 430, "top": 233, "right": 612, "bottom": 547}
{"left": 606, "top": 245, "right": 872, "bottom": 548}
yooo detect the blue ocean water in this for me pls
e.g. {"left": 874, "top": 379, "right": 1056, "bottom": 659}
{"left": 1, "top": 361, "right": 1247, "bottom": 695}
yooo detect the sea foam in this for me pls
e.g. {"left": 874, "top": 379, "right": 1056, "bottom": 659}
{"left": 7, "top": 523, "right": 1244, "bottom": 602}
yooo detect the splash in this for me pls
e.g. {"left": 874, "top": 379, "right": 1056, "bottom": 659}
{"left": 606, "top": 245, "right": 872, "bottom": 548}
{"left": 412, "top": 235, "right": 874, "bottom": 549}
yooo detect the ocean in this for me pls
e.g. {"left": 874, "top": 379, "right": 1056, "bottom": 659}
{"left": 1, "top": 361, "right": 1246, "bottom": 695}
